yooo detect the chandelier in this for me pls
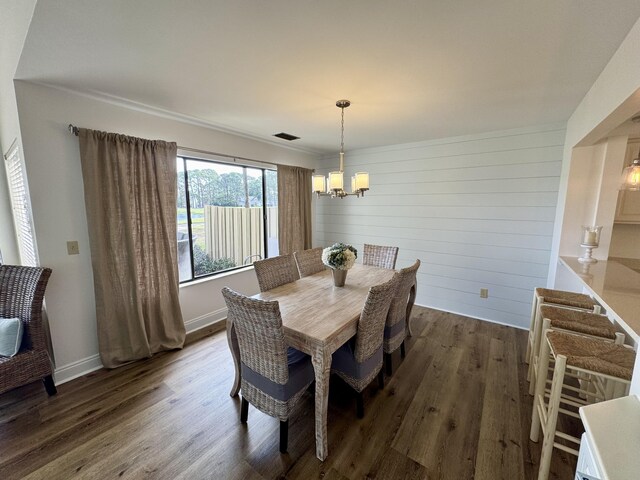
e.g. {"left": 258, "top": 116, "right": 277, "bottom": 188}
{"left": 621, "top": 154, "right": 640, "bottom": 191}
{"left": 312, "top": 100, "right": 369, "bottom": 198}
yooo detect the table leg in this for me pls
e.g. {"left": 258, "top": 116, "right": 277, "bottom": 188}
{"left": 311, "top": 347, "right": 332, "bottom": 461}
{"left": 406, "top": 283, "right": 417, "bottom": 337}
{"left": 226, "top": 318, "right": 241, "bottom": 397}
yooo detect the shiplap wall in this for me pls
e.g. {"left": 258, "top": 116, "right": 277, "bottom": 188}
{"left": 314, "top": 124, "right": 565, "bottom": 329}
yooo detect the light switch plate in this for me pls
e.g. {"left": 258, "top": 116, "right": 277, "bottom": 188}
{"left": 480, "top": 288, "right": 489, "bottom": 298}
{"left": 67, "top": 241, "right": 79, "bottom": 255}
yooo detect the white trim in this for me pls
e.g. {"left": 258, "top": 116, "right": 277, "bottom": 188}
{"left": 184, "top": 307, "right": 228, "bottom": 334}
{"left": 179, "top": 265, "right": 254, "bottom": 289}
{"left": 414, "top": 302, "right": 528, "bottom": 331}
{"left": 53, "top": 354, "right": 103, "bottom": 385}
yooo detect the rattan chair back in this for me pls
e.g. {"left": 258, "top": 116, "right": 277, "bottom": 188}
{"left": 354, "top": 274, "right": 400, "bottom": 363}
{"left": 386, "top": 260, "right": 420, "bottom": 329}
{"left": 253, "top": 254, "right": 300, "bottom": 292}
{"left": 293, "top": 247, "right": 325, "bottom": 277}
{"left": 222, "top": 287, "right": 289, "bottom": 385}
{"left": 362, "top": 244, "right": 399, "bottom": 270}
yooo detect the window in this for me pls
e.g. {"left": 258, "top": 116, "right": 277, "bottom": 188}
{"left": 4, "top": 141, "right": 38, "bottom": 266}
{"left": 177, "top": 155, "right": 278, "bottom": 282}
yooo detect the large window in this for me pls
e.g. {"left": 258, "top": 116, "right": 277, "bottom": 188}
{"left": 177, "top": 155, "right": 278, "bottom": 282}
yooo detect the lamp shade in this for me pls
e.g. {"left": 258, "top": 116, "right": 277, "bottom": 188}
{"left": 621, "top": 158, "right": 640, "bottom": 191}
{"left": 351, "top": 176, "right": 356, "bottom": 194}
{"left": 312, "top": 175, "right": 326, "bottom": 193}
{"left": 355, "top": 172, "right": 369, "bottom": 190}
{"left": 328, "top": 171, "right": 344, "bottom": 191}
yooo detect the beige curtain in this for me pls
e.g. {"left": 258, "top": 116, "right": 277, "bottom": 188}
{"left": 78, "top": 129, "right": 185, "bottom": 368}
{"left": 277, "top": 165, "right": 312, "bottom": 255}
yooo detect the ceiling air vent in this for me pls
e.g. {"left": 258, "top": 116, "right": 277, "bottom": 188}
{"left": 273, "top": 132, "right": 300, "bottom": 141}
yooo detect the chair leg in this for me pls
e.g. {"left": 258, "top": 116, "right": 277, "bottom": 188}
{"left": 356, "top": 392, "right": 364, "bottom": 419}
{"left": 400, "top": 341, "right": 406, "bottom": 359}
{"left": 378, "top": 369, "right": 384, "bottom": 390}
{"left": 240, "top": 396, "right": 249, "bottom": 423}
{"left": 43, "top": 375, "right": 57, "bottom": 396}
{"left": 279, "top": 420, "right": 289, "bottom": 453}
{"left": 385, "top": 352, "right": 393, "bottom": 376}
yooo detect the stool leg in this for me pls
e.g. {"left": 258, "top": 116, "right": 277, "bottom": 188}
{"left": 528, "top": 302, "right": 544, "bottom": 387}
{"left": 537, "top": 355, "right": 567, "bottom": 480}
{"left": 529, "top": 316, "right": 550, "bottom": 396}
{"left": 526, "top": 291, "right": 539, "bottom": 364}
{"left": 530, "top": 325, "right": 552, "bottom": 442}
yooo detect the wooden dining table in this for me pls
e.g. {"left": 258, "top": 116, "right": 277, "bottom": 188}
{"left": 226, "top": 263, "right": 407, "bottom": 461}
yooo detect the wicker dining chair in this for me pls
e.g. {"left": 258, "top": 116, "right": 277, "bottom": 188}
{"left": 362, "top": 244, "right": 399, "bottom": 270}
{"left": 221, "top": 287, "right": 314, "bottom": 453}
{"left": 293, "top": 247, "right": 325, "bottom": 278}
{"left": 384, "top": 260, "right": 420, "bottom": 375}
{"left": 331, "top": 273, "right": 399, "bottom": 418}
{"left": 0, "top": 265, "right": 55, "bottom": 396}
{"left": 253, "top": 254, "right": 300, "bottom": 292}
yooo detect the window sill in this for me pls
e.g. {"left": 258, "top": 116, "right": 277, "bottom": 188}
{"left": 179, "top": 265, "right": 255, "bottom": 289}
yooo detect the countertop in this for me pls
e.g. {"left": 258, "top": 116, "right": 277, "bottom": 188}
{"left": 560, "top": 257, "right": 640, "bottom": 342}
{"left": 579, "top": 395, "right": 640, "bottom": 480}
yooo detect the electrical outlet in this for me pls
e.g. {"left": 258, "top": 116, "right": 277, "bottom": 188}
{"left": 67, "top": 241, "right": 80, "bottom": 255}
{"left": 480, "top": 288, "right": 489, "bottom": 299}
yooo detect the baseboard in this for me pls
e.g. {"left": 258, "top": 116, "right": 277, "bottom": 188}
{"left": 54, "top": 354, "right": 103, "bottom": 385}
{"left": 53, "top": 308, "right": 229, "bottom": 386}
{"left": 414, "top": 302, "right": 528, "bottom": 331}
{"left": 184, "top": 307, "right": 228, "bottom": 334}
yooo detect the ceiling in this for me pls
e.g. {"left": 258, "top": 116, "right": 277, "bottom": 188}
{"left": 15, "top": 1, "right": 640, "bottom": 153}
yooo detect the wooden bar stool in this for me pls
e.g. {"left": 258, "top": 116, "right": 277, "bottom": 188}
{"left": 530, "top": 330, "right": 634, "bottom": 480}
{"left": 526, "top": 288, "right": 601, "bottom": 385}
{"left": 528, "top": 305, "right": 623, "bottom": 395}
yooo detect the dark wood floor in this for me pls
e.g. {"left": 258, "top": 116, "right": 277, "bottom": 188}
{"left": 0, "top": 307, "right": 578, "bottom": 479}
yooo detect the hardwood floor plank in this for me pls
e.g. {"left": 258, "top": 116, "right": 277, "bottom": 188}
{"left": 474, "top": 335, "right": 525, "bottom": 479}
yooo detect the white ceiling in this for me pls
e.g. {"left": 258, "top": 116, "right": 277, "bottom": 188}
{"left": 15, "top": 0, "right": 640, "bottom": 153}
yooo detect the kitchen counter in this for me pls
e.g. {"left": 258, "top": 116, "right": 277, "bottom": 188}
{"left": 579, "top": 395, "right": 640, "bottom": 480}
{"left": 560, "top": 257, "right": 640, "bottom": 343}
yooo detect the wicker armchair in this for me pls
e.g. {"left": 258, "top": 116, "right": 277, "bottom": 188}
{"left": 362, "top": 244, "right": 399, "bottom": 270}
{"left": 222, "top": 287, "right": 314, "bottom": 453}
{"left": 293, "top": 247, "right": 325, "bottom": 278}
{"left": 0, "top": 265, "right": 55, "bottom": 396}
{"left": 331, "top": 273, "right": 399, "bottom": 418}
{"left": 253, "top": 254, "right": 300, "bottom": 292}
{"left": 384, "top": 260, "right": 420, "bottom": 375}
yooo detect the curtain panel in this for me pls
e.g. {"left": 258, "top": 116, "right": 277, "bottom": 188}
{"left": 78, "top": 129, "right": 185, "bottom": 368}
{"left": 277, "top": 165, "right": 312, "bottom": 255}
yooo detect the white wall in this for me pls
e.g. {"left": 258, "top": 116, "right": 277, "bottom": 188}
{"left": 545, "top": 16, "right": 640, "bottom": 394}
{"left": 314, "top": 124, "right": 565, "bottom": 329}
{"left": 15, "top": 80, "right": 318, "bottom": 383}
{"left": 557, "top": 136, "right": 629, "bottom": 261}
{"left": 0, "top": 0, "right": 36, "bottom": 264}
{"left": 610, "top": 224, "right": 640, "bottom": 259}
{"left": 548, "top": 16, "right": 640, "bottom": 286}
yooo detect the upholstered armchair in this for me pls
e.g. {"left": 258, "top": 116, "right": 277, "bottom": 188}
{"left": 0, "top": 265, "right": 55, "bottom": 396}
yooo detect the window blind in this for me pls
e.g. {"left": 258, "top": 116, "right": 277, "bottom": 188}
{"left": 4, "top": 143, "right": 38, "bottom": 266}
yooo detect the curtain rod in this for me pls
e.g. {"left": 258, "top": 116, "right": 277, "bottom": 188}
{"left": 67, "top": 124, "right": 314, "bottom": 172}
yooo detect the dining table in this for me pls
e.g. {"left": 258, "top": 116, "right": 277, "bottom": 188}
{"left": 226, "top": 263, "right": 415, "bottom": 461}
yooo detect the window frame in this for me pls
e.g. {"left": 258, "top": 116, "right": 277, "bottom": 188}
{"left": 178, "top": 153, "right": 277, "bottom": 284}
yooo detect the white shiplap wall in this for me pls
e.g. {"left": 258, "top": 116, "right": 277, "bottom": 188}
{"left": 314, "top": 124, "right": 565, "bottom": 329}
